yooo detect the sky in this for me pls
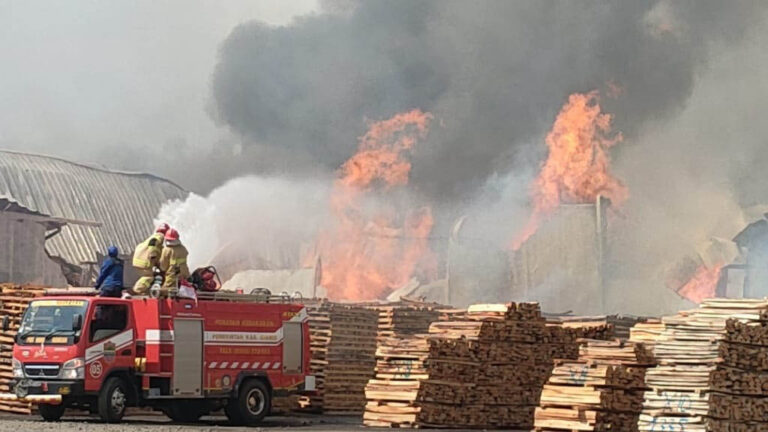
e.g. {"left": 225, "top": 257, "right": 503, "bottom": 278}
{"left": 0, "top": 0, "right": 318, "bottom": 184}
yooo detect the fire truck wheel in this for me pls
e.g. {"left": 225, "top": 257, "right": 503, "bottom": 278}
{"left": 226, "top": 379, "right": 271, "bottom": 425}
{"left": 39, "top": 403, "right": 65, "bottom": 421}
{"left": 97, "top": 377, "right": 128, "bottom": 423}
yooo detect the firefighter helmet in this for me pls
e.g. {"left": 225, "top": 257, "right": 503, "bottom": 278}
{"left": 156, "top": 223, "right": 170, "bottom": 234}
{"left": 164, "top": 228, "right": 180, "bottom": 242}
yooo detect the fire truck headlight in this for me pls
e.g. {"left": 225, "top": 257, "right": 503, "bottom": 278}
{"left": 12, "top": 359, "right": 23, "bottom": 378}
{"left": 61, "top": 358, "right": 84, "bottom": 380}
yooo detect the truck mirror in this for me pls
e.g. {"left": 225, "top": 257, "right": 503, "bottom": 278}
{"left": 1, "top": 316, "right": 8, "bottom": 332}
{"left": 72, "top": 314, "right": 83, "bottom": 332}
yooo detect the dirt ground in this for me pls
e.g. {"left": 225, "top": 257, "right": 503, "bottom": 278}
{"left": 0, "top": 412, "right": 529, "bottom": 431}
{"left": 0, "top": 413, "right": 364, "bottom": 432}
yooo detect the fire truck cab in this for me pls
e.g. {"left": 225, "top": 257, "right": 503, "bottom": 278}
{"left": 0, "top": 290, "right": 314, "bottom": 424}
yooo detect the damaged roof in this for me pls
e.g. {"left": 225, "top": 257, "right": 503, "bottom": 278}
{"left": 0, "top": 150, "right": 187, "bottom": 267}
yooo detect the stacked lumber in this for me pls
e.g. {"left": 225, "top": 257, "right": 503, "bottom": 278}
{"left": 628, "top": 319, "right": 664, "bottom": 348}
{"left": 364, "top": 306, "right": 440, "bottom": 427}
{"left": 0, "top": 284, "right": 48, "bottom": 414}
{"left": 638, "top": 298, "right": 768, "bottom": 432}
{"left": 551, "top": 315, "right": 651, "bottom": 340}
{"left": 302, "top": 302, "right": 378, "bottom": 414}
{"left": 374, "top": 306, "right": 441, "bottom": 340}
{"left": 534, "top": 339, "right": 655, "bottom": 431}
{"left": 415, "top": 303, "right": 612, "bottom": 429}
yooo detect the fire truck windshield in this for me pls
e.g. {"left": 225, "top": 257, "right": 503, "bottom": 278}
{"left": 17, "top": 300, "right": 88, "bottom": 344}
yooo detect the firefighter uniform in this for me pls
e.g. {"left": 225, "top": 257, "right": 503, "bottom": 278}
{"left": 159, "top": 241, "right": 190, "bottom": 290}
{"left": 132, "top": 232, "right": 164, "bottom": 295}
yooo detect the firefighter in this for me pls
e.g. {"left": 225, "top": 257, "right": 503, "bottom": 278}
{"left": 132, "top": 223, "right": 169, "bottom": 295}
{"left": 159, "top": 228, "right": 190, "bottom": 291}
{"left": 94, "top": 246, "right": 124, "bottom": 297}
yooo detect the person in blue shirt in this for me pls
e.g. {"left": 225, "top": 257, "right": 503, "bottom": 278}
{"left": 94, "top": 246, "right": 124, "bottom": 298}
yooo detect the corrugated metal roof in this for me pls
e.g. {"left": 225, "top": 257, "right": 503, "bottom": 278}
{"left": 0, "top": 150, "right": 187, "bottom": 266}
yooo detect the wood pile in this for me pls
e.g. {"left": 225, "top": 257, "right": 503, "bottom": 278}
{"left": 363, "top": 305, "right": 440, "bottom": 427}
{"left": 301, "top": 301, "right": 379, "bottom": 414}
{"left": 550, "top": 315, "right": 652, "bottom": 340}
{"left": 638, "top": 298, "right": 768, "bottom": 432}
{"left": 374, "top": 306, "right": 441, "bottom": 340}
{"left": 628, "top": 320, "right": 664, "bottom": 348}
{"left": 414, "top": 303, "right": 613, "bottom": 429}
{"left": 0, "top": 284, "right": 48, "bottom": 414}
{"left": 534, "top": 339, "right": 656, "bottom": 431}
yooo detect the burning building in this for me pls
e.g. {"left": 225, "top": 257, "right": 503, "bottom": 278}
{"left": 510, "top": 196, "right": 610, "bottom": 314}
{"left": 0, "top": 150, "right": 187, "bottom": 285}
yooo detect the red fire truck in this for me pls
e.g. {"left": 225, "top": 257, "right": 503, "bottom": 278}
{"left": 0, "top": 290, "right": 314, "bottom": 424}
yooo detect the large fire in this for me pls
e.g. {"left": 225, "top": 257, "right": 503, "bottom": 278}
{"left": 317, "top": 110, "right": 437, "bottom": 300}
{"left": 677, "top": 264, "right": 723, "bottom": 304}
{"left": 513, "top": 91, "right": 628, "bottom": 249}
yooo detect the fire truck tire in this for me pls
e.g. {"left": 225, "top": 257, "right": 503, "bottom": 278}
{"left": 39, "top": 403, "right": 65, "bottom": 421}
{"left": 226, "top": 379, "right": 270, "bottom": 425}
{"left": 97, "top": 377, "right": 128, "bottom": 423}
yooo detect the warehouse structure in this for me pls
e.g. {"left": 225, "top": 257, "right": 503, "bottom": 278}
{"left": 0, "top": 150, "right": 187, "bottom": 286}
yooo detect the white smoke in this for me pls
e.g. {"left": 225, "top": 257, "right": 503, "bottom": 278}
{"left": 156, "top": 175, "right": 330, "bottom": 270}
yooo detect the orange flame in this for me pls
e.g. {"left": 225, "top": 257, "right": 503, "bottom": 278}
{"left": 317, "top": 109, "right": 437, "bottom": 300}
{"left": 677, "top": 264, "right": 723, "bottom": 304}
{"left": 513, "top": 91, "right": 627, "bottom": 249}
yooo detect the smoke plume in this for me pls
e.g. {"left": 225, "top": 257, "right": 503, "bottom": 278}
{"left": 162, "top": 0, "right": 768, "bottom": 312}
{"left": 211, "top": 0, "right": 765, "bottom": 205}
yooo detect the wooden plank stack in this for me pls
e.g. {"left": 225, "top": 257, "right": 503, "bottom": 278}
{"left": 638, "top": 298, "right": 768, "bottom": 432}
{"left": 628, "top": 319, "right": 664, "bottom": 348}
{"left": 552, "top": 315, "right": 651, "bottom": 340}
{"left": 363, "top": 305, "right": 441, "bottom": 428}
{"left": 534, "top": 339, "right": 656, "bottom": 431}
{"left": 414, "top": 303, "right": 613, "bottom": 429}
{"left": 374, "top": 306, "right": 441, "bottom": 340}
{"left": 0, "top": 284, "right": 48, "bottom": 414}
{"left": 301, "top": 301, "right": 379, "bottom": 414}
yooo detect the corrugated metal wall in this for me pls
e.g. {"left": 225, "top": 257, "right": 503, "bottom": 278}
{"left": 0, "top": 213, "right": 66, "bottom": 287}
{"left": 0, "top": 151, "right": 187, "bottom": 268}
{"left": 510, "top": 200, "right": 607, "bottom": 315}
{"left": 447, "top": 240, "right": 510, "bottom": 308}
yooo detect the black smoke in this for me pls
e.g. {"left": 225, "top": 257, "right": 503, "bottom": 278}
{"left": 210, "top": 0, "right": 766, "bottom": 203}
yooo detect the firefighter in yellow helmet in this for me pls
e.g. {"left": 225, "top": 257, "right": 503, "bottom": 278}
{"left": 159, "top": 228, "right": 190, "bottom": 291}
{"left": 131, "top": 223, "right": 168, "bottom": 295}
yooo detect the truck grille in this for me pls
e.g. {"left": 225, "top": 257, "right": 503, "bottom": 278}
{"left": 24, "top": 364, "right": 60, "bottom": 378}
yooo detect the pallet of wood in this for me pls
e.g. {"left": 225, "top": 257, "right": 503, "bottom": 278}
{"left": 534, "top": 339, "right": 655, "bottom": 432}
{"left": 414, "top": 302, "right": 612, "bottom": 429}
{"left": 364, "top": 305, "right": 441, "bottom": 428}
{"left": 300, "top": 301, "right": 379, "bottom": 415}
{"left": 638, "top": 298, "right": 768, "bottom": 431}
{"left": 0, "top": 284, "right": 48, "bottom": 414}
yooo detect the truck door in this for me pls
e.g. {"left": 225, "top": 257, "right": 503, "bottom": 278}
{"left": 172, "top": 319, "right": 203, "bottom": 396}
{"left": 84, "top": 302, "right": 133, "bottom": 392}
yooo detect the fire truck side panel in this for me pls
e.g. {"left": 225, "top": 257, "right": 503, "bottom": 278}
{"left": 131, "top": 298, "right": 311, "bottom": 398}
{"left": 197, "top": 301, "right": 310, "bottom": 395}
